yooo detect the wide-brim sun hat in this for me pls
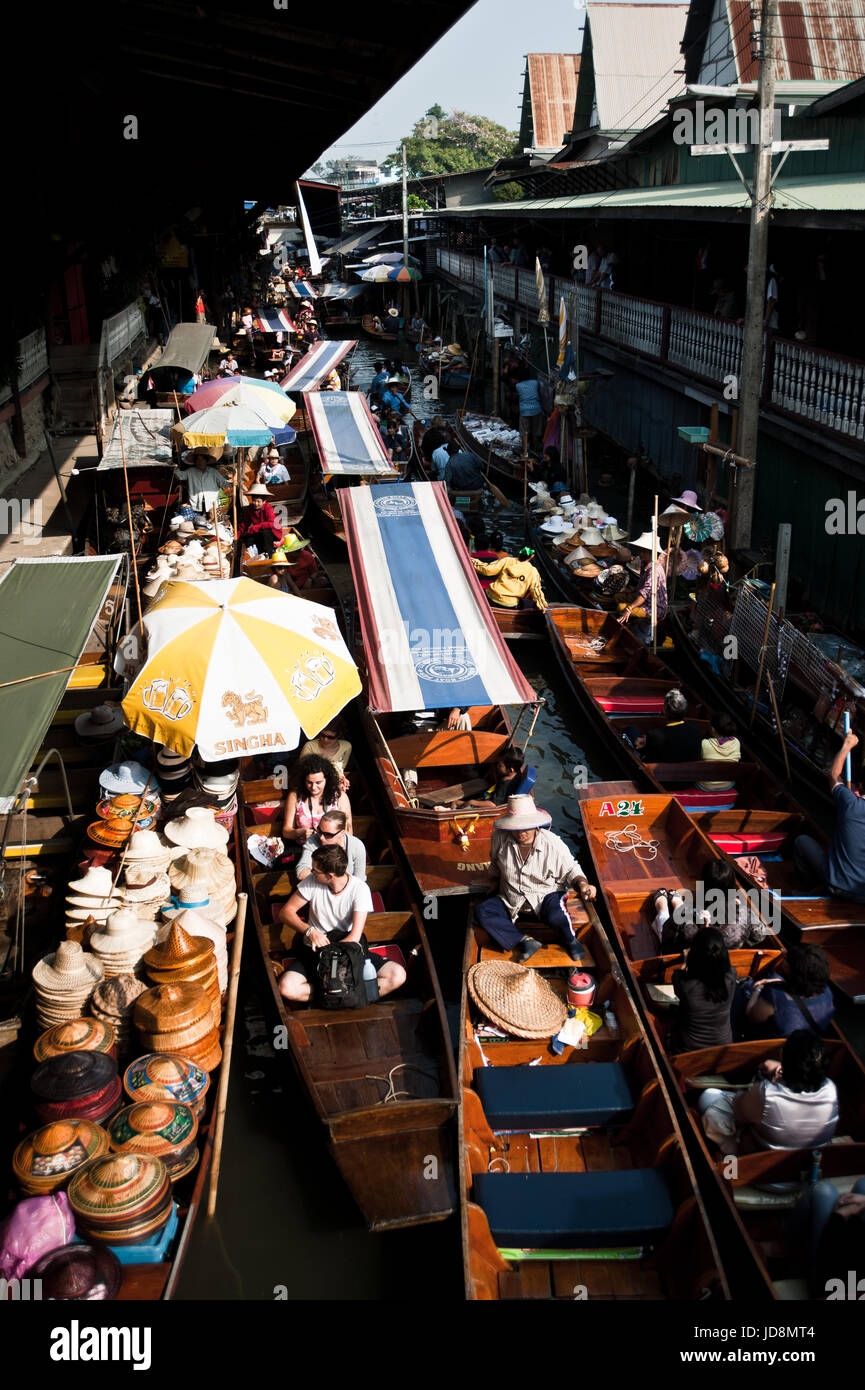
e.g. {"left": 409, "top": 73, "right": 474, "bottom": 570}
{"left": 99, "top": 762, "right": 151, "bottom": 797}
{"left": 68, "top": 866, "right": 116, "bottom": 898}
{"left": 602, "top": 523, "right": 628, "bottom": 542}
{"left": 123, "top": 830, "right": 175, "bottom": 868}
{"left": 33, "top": 942, "right": 104, "bottom": 995}
{"left": 467, "top": 962, "right": 567, "bottom": 1040}
{"left": 163, "top": 808, "right": 229, "bottom": 851}
{"left": 494, "top": 794, "right": 551, "bottom": 832}
{"left": 630, "top": 531, "right": 658, "bottom": 552}
{"left": 671, "top": 489, "right": 700, "bottom": 509}
{"left": 658, "top": 504, "right": 691, "bottom": 527}
{"left": 577, "top": 528, "right": 602, "bottom": 547}
{"left": 540, "top": 514, "right": 567, "bottom": 535}
{"left": 74, "top": 705, "right": 126, "bottom": 741}
{"left": 244, "top": 483, "right": 271, "bottom": 499}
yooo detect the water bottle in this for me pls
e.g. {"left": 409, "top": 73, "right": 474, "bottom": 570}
{"left": 363, "top": 957, "right": 379, "bottom": 1003}
{"left": 603, "top": 1000, "right": 619, "bottom": 1038}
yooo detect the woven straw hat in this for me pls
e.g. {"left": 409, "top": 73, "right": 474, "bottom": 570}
{"left": 90, "top": 909, "right": 154, "bottom": 956}
{"left": 658, "top": 505, "right": 691, "bottom": 527}
{"left": 467, "top": 962, "right": 567, "bottom": 1039}
{"left": 68, "top": 866, "right": 115, "bottom": 898}
{"left": 630, "top": 531, "right": 657, "bottom": 552}
{"left": 577, "top": 528, "right": 601, "bottom": 546}
{"left": 33, "top": 942, "right": 104, "bottom": 994}
{"left": 494, "top": 794, "right": 551, "bottom": 832}
{"left": 163, "top": 807, "right": 229, "bottom": 851}
{"left": 602, "top": 523, "right": 628, "bottom": 542}
{"left": 122, "top": 868, "right": 171, "bottom": 907}
{"left": 671, "top": 489, "right": 700, "bottom": 509}
{"left": 169, "top": 846, "right": 234, "bottom": 891}
{"left": 99, "top": 762, "right": 151, "bottom": 796}
{"left": 123, "top": 830, "right": 174, "bottom": 867}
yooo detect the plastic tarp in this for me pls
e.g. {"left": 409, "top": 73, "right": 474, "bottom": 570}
{"left": 97, "top": 410, "right": 174, "bottom": 470}
{"left": 0, "top": 556, "right": 123, "bottom": 812}
{"left": 151, "top": 323, "right": 215, "bottom": 377}
{"left": 305, "top": 391, "right": 396, "bottom": 478}
{"left": 339, "top": 481, "right": 536, "bottom": 712}
{"left": 327, "top": 226, "right": 382, "bottom": 256}
{"left": 280, "top": 340, "right": 356, "bottom": 393}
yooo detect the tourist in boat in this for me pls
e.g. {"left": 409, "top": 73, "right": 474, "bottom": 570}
{"left": 464, "top": 747, "right": 533, "bottom": 806}
{"left": 696, "top": 711, "right": 741, "bottom": 790}
{"left": 282, "top": 754, "right": 352, "bottom": 844}
{"left": 794, "top": 729, "right": 865, "bottom": 903}
{"left": 295, "top": 810, "right": 366, "bottom": 882}
{"left": 698, "top": 857, "right": 772, "bottom": 948}
{"left": 174, "top": 452, "right": 233, "bottom": 516}
{"left": 277, "top": 844, "right": 405, "bottom": 1004}
{"left": 697, "top": 1030, "right": 839, "bottom": 1154}
{"left": 444, "top": 447, "right": 485, "bottom": 492}
{"left": 474, "top": 794, "right": 596, "bottom": 963}
{"left": 299, "top": 723, "right": 353, "bottom": 788}
{"left": 238, "top": 483, "right": 283, "bottom": 557}
{"left": 670, "top": 928, "right": 737, "bottom": 1053}
{"left": 744, "top": 943, "right": 836, "bottom": 1037}
{"left": 515, "top": 368, "right": 545, "bottom": 443}
{"left": 370, "top": 360, "right": 389, "bottom": 404}
{"left": 379, "top": 379, "right": 410, "bottom": 416}
{"left": 470, "top": 547, "right": 548, "bottom": 611}
{"left": 643, "top": 689, "right": 703, "bottom": 762}
{"left": 793, "top": 1178, "right": 865, "bottom": 1298}
{"left": 652, "top": 887, "right": 710, "bottom": 953}
{"left": 430, "top": 438, "right": 452, "bottom": 480}
{"left": 257, "top": 448, "right": 290, "bottom": 485}
{"left": 420, "top": 418, "right": 447, "bottom": 460}
{"left": 617, "top": 530, "right": 667, "bottom": 643}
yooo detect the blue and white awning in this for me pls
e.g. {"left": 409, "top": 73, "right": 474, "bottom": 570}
{"left": 305, "top": 391, "right": 396, "bottom": 478}
{"left": 281, "top": 340, "right": 356, "bottom": 393}
{"left": 287, "top": 282, "right": 318, "bottom": 300}
{"left": 339, "top": 481, "right": 535, "bottom": 712}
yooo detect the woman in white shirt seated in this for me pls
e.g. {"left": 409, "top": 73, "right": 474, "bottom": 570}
{"left": 697, "top": 1030, "right": 839, "bottom": 1154}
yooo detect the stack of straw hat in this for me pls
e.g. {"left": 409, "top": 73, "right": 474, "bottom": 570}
{"left": 155, "top": 748, "right": 193, "bottom": 800}
{"left": 90, "top": 975, "right": 149, "bottom": 1057}
{"left": 34, "top": 1018, "right": 117, "bottom": 1064}
{"left": 33, "top": 942, "right": 104, "bottom": 1029}
{"left": 123, "top": 829, "right": 174, "bottom": 874}
{"left": 89, "top": 909, "right": 156, "bottom": 980}
{"left": 121, "top": 863, "right": 172, "bottom": 920}
{"left": 134, "top": 982, "right": 222, "bottom": 1072}
{"left": 31, "top": 1050, "right": 122, "bottom": 1125}
{"left": 68, "top": 1152, "right": 173, "bottom": 1246}
{"left": 143, "top": 555, "right": 176, "bottom": 600}
{"left": 143, "top": 923, "right": 219, "bottom": 1005}
{"left": 168, "top": 847, "right": 236, "bottom": 924}
{"left": 12, "top": 1119, "right": 111, "bottom": 1195}
{"left": 66, "top": 866, "right": 123, "bottom": 935}
{"left": 161, "top": 901, "right": 228, "bottom": 992}
{"left": 107, "top": 1101, "right": 199, "bottom": 1182}
{"left": 163, "top": 806, "right": 229, "bottom": 852}
{"left": 122, "top": 1053, "right": 210, "bottom": 1117}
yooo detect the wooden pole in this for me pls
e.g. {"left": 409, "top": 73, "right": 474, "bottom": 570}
{"left": 462, "top": 326, "right": 482, "bottom": 413}
{"left": 0, "top": 665, "right": 78, "bottom": 691}
{"left": 212, "top": 505, "right": 225, "bottom": 578}
{"left": 749, "top": 581, "right": 776, "bottom": 727}
{"left": 651, "top": 494, "right": 659, "bottom": 655}
{"left": 207, "top": 891, "right": 247, "bottom": 1219}
{"left": 523, "top": 455, "right": 528, "bottom": 536}
{"left": 626, "top": 457, "right": 637, "bottom": 537}
{"left": 491, "top": 336, "right": 500, "bottom": 418}
{"left": 844, "top": 711, "right": 853, "bottom": 788}
{"left": 774, "top": 522, "right": 791, "bottom": 619}
{"left": 117, "top": 414, "right": 143, "bottom": 627}
{"left": 765, "top": 672, "right": 791, "bottom": 782}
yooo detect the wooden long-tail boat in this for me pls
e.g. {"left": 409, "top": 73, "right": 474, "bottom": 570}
{"left": 454, "top": 409, "right": 526, "bottom": 491}
{"left": 578, "top": 786, "right": 865, "bottom": 1300}
{"left": 416, "top": 346, "right": 470, "bottom": 393}
{"left": 547, "top": 606, "right": 865, "bottom": 937}
{"left": 526, "top": 509, "right": 620, "bottom": 612}
{"left": 409, "top": 419, "right": 483, "bottom": 507}
{"left": 459, "top": 896, "right": 730, "bottom": 1300}
{"left": 361, "top": 314, "right": 399, "bottom": 343}
{"left": 238, "top": 763, "right": 458, "bottom": 1230}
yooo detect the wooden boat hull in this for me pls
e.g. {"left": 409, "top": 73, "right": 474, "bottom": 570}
{"left": 579, "top": 784, "right": 865, "bottom": 1300}
{"left": 547, "top": 606, "right": 858, "bottom": 936}
{"left": 238, "top": 770, "right": 458, "bottom": 1229}
{"left": 362, "top": 314, "right": 399, "bottom": 343}
{"left": 417, "top": 350, "right": 470, "bottom": 392}
{"left": 459, "top": 900, "right": 729, "bottom": 1300}
{"left": 360, "top": 705, "right": 515, "bottom": 898}
{"left": 454, "top": 410, "right": 525, "bottom": 492}
{"left": 490, "top": 606, "right": 546, "bottom": 641}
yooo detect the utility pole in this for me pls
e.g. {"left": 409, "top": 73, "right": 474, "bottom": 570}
{"left": 730, "top": 0, "right": 776, "bottom": 551}
{"left": 401, "top": 143, "right": 410, "bottom": 323}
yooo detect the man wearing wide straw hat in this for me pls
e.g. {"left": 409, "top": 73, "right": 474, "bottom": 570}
{"left": 475, "top": 795, "right": 596, "bottom": 963}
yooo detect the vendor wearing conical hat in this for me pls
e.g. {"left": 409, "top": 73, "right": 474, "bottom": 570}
{"left": 474, "top": 795, "right": 596, "bottom": 963}
{"left": 617, "top": 529, "right": 667, "bottom": 639}
{"left": 238, "top": 483, "right": 283, "bottom": 557}
{"left": 471, "top": 547, "right": 548, "bottom": 612}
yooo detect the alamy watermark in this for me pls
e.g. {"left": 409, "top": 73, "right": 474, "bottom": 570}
{"left": 0, "top": 499, "right": 44, "bottom": 543}
{"left": 825, "top": 492, "right": 865, "bottom": 535}
{"left": 673, "top": 100, "right": 783, "bottom": 147}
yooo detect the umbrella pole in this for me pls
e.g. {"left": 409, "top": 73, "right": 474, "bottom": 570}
{"left": 749, "top": 581, "right": 776, "bottom": 728}
{"left": 118, "top": 415, "right": 143, "bottom": 628}
{"left": 207, "top": 891, "right": 247, "bottom": 1220}
{"left": 651, "top": 494, "right": 659, "bottom": 655}
{"left": 213, "top": 504, "right": 224, "bottom": 578}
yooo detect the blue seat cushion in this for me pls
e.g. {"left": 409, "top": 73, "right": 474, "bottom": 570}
{"left": 512, "top": 766, "right": 536, "bottom": 796}
{"left": 474, "top": 1170, "right": 674, "bottom": 1248}
{"left": 474, "top": 1063, "right": 634, "bottom": 1131}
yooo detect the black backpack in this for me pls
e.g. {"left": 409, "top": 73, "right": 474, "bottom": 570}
{"left": 316, "top": 941, "right": 367, "bottom": 1010}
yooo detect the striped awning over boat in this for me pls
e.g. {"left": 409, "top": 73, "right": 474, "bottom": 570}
{"left": 281, "top": 340, "right": 356, "bottom": 393}
{"left": 306, "top": 391, "right": 396, "bottom": 478}
{"left": 339, "top": 481, "right": 536, "bottom": 712}
{"left": 251, "top": 309, "right": 295, "bottom": 333}
{"left": 287, "top": 282, "right": 318, "bottom": 300}
{"left": 0, "top": 555, "right": 123, "bottom": 812}
{"left": 320, "top": 284, "right": 365, "bottom": 300}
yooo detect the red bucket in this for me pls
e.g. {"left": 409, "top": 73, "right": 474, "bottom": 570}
{"left": 568, "top": 971, "right": 595, "bottom": 1009}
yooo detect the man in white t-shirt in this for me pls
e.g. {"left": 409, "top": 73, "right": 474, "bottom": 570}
{"left": 175, "top": 453, "right": 233, "bottom": 513}
{"left": 277, "top": 844, "right": 405, "bottom": 1003}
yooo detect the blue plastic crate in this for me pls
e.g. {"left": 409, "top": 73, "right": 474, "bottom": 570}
{"left": 677, "top": 425, "right": 710, "bottom": 444}
{"left": 74, "top": 1202, "right": 178, "bottom": 1265}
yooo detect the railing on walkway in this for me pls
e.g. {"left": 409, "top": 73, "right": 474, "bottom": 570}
{"left": 0, "top": 329, "right": 49, "bottom": 407}
{"left": 435, "top": 245, "right": 865, "bottom": 443}
{"left": 99, "top": 303, "right": 146, "bottom": 368}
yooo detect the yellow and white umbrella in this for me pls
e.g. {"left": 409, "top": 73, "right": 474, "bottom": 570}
{"left": 120, "top": 578, "right": 361, "bottom": 760}
{"left": 557, "top": 294, "right": 568, "bottom": 367}
{"left": 535, "top": 258, "right": 549, "bottom": 326}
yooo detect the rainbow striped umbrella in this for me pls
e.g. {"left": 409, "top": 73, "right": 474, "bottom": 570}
{"left": 358, "top": 264, "right": 422, "bottom": 283}
{"left": 186, "top": 376, "right": 296, "bottom": 422}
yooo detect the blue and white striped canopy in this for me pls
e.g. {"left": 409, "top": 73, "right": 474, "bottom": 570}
{"left": 281, "top": 340, "right": 356, "bottom": 393}
{"left": 305, "top": 391, "right": 396, "bottom": 478}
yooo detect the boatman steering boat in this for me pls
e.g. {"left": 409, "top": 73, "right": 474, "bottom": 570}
{"left": 475, "top": 795, "right": 596, "bottom": 963}
{"left": 471, "top": 546, "right": 548, "bottom": 612}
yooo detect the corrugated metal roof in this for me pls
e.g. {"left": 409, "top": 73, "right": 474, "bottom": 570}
{"left": 586, "top": 2, "right": 689, "bottom": 132}
{"left": 441, "top": 172, "right": 865, "bottom": 214}
{"left": 728, "top": 0, "right": 865, "bottom": 83}
{"left": 526, "top": 54, "right": 581, "bottom": 149}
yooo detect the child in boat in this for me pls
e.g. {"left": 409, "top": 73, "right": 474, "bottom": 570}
{"left": 696, "top": 711, "right": 741, "bottom": 790}
{"left": 670, "top": 928, "right": 736, "bottom": 1053}
{"left": 697, "top": 1031, "right": 839, "bottom": 1154}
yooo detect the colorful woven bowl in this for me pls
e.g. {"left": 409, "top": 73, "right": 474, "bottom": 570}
{"left": 108, "top": 1101, "right": 199, "bottom": 1181}
{"left": 68, "top": 1152, "right": 172, "bottom": 1244}
{"left": 123, "top": 1053, "right": 210, "bottom": 1115}
{"left": 13, "top": 1119, "right": 111, "bottom": 1194}
{"left": 31, "top": 1049, "right": 118, "bottom": 1102}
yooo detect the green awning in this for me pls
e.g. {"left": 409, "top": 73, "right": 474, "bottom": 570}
{"left": 0, "top": 555, "right": 123, "bottom": 812}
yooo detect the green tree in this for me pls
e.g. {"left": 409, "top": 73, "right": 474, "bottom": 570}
{"left": 406, "top": 193, "right": 431, "bottom": 211}
{"left": 492, "top": 181, "right": 525, "bottom": 202}
{"left": 390, "top": 106, "right": 518, "bottom": 177}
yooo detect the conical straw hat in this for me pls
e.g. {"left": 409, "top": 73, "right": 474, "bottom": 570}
{"left": 467, "top": 962, "right": 567, "bottom": 1039}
